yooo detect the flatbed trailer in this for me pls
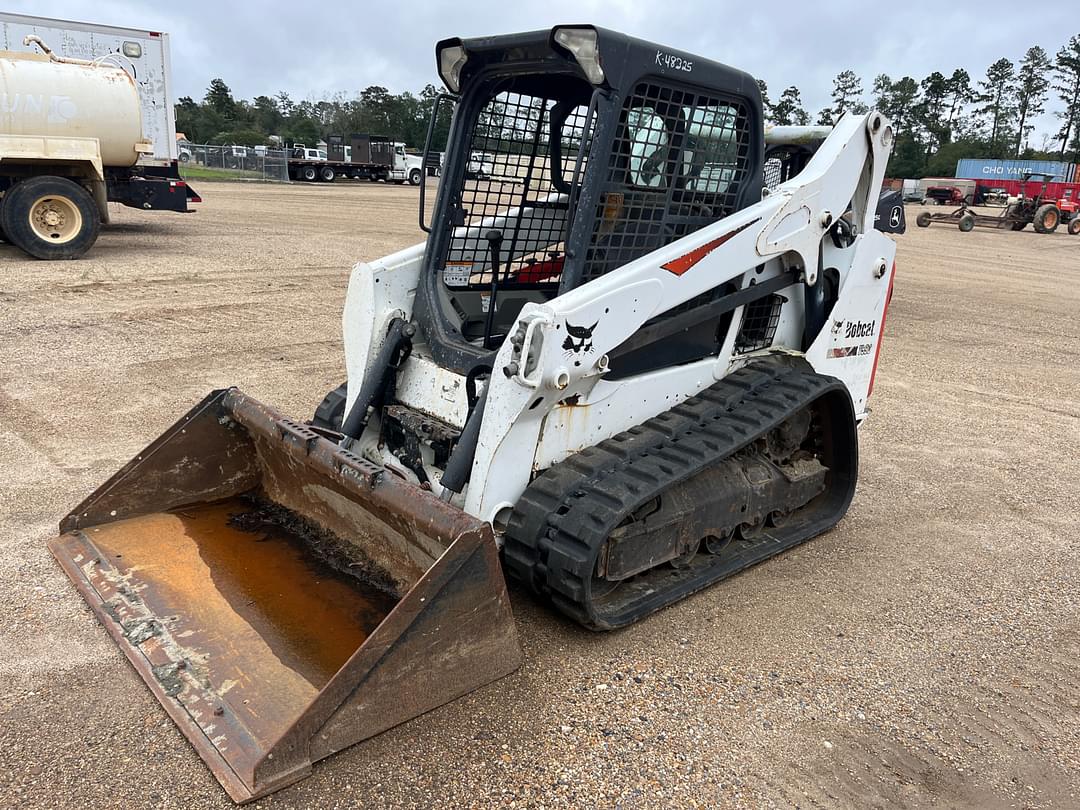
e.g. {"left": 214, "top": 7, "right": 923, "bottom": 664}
{"left": 287, "top": 136, "right": 423, "bottom": 184}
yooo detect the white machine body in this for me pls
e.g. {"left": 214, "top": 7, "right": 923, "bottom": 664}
{"left": 342, "top": 112, "right": 897, "bottom": 528}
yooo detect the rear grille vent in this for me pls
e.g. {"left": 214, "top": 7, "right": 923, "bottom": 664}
{"left": 734, "top": 294, "right": 783, "bottom": 353}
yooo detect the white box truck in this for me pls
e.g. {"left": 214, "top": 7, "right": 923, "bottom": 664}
{"left": 0, "top": 12, "right": 199, "bottom": 259}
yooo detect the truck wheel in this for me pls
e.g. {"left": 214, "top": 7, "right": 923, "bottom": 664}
{"left": 2, "top": 176, "right": 100, "bottom": 260}
{"left": 320, "top": 166, "right": 336, "bottom": 182}
{"left": 301, "top": 166, "right": 318, "bottom": 182}
{"left": 916, "top": 212, "right": 931, "bottom": 228}
{"left": 957, "top": 213, "right": 975, "bottom": 232}
{"left": 1032, "top": 204, "right": 1060, "bottom": 234}
{"left": 409, "top": 168, "right": 422, "bottom": 186}
{"left": 1069, "top": 217, "right": 1080, "bottom": 236}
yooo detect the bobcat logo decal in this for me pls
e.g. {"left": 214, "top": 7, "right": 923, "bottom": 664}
{"left": 563, "top": 320, "right": 598, "bottom": 355}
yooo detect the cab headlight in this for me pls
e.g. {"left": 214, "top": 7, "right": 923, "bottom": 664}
{"left": 437, "top": 43, "right": 468, "bottom": 93}
{"left": 553, "top": 27, "right": 605, "bottom": 86}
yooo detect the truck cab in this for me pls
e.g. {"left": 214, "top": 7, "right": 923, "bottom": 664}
{"left": 290, "top": 144, "right": 326, "bottom": 161}
{"left": 388, "top": 143, "right": 424, "bottom": 185}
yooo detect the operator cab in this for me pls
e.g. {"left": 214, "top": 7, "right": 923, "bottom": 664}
{"left": 415, "top": 26, "right": 764, "bottom": 374}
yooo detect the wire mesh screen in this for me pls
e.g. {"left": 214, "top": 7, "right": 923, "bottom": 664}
{"left": 581, "top": 81, "right": 753, "bottom": 283}
{"left": 763, "top": 146, "right": 812, "bottom": 191}
{"left": 764, "top": 157, "right": 784, "bottom": 191}
{"left": 442, "top": 91, "right": 592, "bottom": 292}
{"left": 734, "top": 293, "right": 784, "bottom": 353}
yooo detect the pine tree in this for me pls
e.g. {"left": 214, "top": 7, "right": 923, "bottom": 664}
{"left": 873, "top": 74, "right": 920, "bottom": 135}
{"left": 1013, "top": 47, "right": 1051, "bottom": 156}
{"left": 975, "top": 58, "right": 1017, "bottom": 153}
{"left": 204, "top": 78, "right": 235, "bottom": 117}
{"left": 756, "top": 79, "right": 772, "bottom": 121}
{"left": 1053, "top": 36, "right": 1080, "bottom": 160}
{"left": 830, "top": 70, "right": 867, "bottom": 119}
{"left": 917, "top": 72, "right": 950, "bottom": 161}
{"left": 771, "top": 86, "right": 809, "bottom": 126}
{"left": 944, "top": 69, "right": 974, "bottom": 135}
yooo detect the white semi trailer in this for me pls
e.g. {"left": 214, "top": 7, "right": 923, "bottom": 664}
{"left": 0, "top": 12, "right": 198, "bottom": 259}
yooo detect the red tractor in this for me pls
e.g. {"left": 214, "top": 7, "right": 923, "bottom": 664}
{"left": 1002, "top": 173, "right": 1069, "bottom": 234}
{"left": 1057, "top": 190, "right": 1080, "bottom": 235}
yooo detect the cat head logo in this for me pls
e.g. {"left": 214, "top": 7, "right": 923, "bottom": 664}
{"left": 562, "top": 320, "right": 598, "bottom": 355}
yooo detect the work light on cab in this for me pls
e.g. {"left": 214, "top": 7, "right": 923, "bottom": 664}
{"left": 553, "top": 26, "right": 605, "bottom": 85}
{"left": 437, "top": 41, "right": 468, "bottom": 93}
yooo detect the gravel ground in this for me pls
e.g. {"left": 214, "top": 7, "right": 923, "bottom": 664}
{"left": 1, "top": 183, "right": 1078, "bottom": 809}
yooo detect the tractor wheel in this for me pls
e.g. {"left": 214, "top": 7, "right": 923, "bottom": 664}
{"left": 1069, "top": 217, "right": 1080, "bottom": 236}
{"left": 1, "top": 176, "right": 100, "bottom": 260}
{"left": 916, "top": 212, "right": 932, "bottom": 228}
{"left": 958, "top": 214, "right": 975, "bottom": 232}
{"left": 319, "top": 166, "right": 336, "bottom": 182}
{"left": 1032, "top": 204, "right": 1060, "bottom": 234}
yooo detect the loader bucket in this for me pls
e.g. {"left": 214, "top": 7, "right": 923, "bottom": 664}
{"left": 47, "top": 389, "right": 521, "bottom": 803}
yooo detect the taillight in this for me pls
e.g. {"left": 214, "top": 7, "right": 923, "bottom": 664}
{"left": 867, "top": 262, "right": 895, "bottom": 398}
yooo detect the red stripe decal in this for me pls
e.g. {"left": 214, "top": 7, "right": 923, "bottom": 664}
{"left": 867, "top": 262, "right": 895, "bottom": 398}
{"left": 661, "top": 218, "right": 760, "bottom": 276}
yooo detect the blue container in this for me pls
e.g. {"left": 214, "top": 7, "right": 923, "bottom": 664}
{"left": 956, "top": 158, "right": 1076, "bottom": 182}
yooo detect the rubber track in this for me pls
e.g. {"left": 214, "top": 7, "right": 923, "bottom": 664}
{"left": 502, "top": 358, "right": 856, "bottom": 629}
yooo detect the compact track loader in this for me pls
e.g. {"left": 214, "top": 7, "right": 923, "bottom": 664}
{"left": 48, "top": 26, "right": 901, "bottom": 802}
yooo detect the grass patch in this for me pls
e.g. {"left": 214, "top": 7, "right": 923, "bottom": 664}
{"left": 178, "top": 164, "right": 283, "bottom": 182}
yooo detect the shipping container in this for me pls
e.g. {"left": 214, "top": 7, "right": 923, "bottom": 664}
{"left": 956, "top": 158, "right": 1078, "bottom": 183}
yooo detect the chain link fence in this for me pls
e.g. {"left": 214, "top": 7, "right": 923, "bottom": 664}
{"left": 177, "top": 143, "right": 290, "bottom": 182}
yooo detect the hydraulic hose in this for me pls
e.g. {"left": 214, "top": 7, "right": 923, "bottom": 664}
{"left": 439, "top": 380, "right": 489, "bottom": 499}
{"left": 339, "top": 317, "right": 414, "bottom": 444}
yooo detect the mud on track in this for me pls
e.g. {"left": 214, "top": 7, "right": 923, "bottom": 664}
{"left": 1, "top": 185, "right": 1078, "bottom": 808}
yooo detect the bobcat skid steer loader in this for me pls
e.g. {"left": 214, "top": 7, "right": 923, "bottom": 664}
{"left": 47, "top": 26, "right": 901, "bottom": 803}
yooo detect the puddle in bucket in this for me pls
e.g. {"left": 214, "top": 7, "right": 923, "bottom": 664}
{"left": 88, "top": 496, "right": 400, "bottom": 691}
{"left": 174, "top": 496, "right": 401, "bottom": 685}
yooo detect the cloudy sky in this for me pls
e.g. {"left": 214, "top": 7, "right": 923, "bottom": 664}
{"left": 7, "top": 1, "right": 1077, "bottom": 144}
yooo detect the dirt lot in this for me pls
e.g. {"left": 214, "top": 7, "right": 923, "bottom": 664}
{"left": 1, "top": 182, "right": 1078, "bottom": 809}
